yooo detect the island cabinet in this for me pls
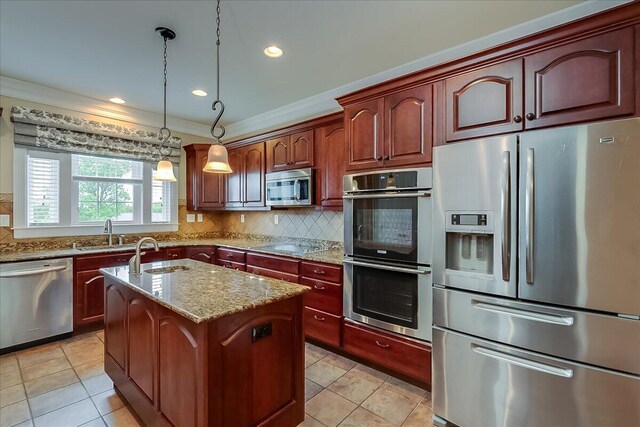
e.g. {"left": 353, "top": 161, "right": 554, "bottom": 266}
{"left": 444, "top": 27, "right": 636, "bottom": 142}
{"left": 225, "top": 142, "right": 266, "bottom": 209}
{"left": 103, "top": 276, "right": 306, "bottom": 427}
{"left": 343, "top": 84, "right": 433, "bottom": 171}
{"left": 266, "top": 130, "right": 314, "bottom": 173}
{"left": 314, "top": 121, "right": 346, "bottom": 208}
{"left": 183, "top": 144, "right": 225, "bottom": 211}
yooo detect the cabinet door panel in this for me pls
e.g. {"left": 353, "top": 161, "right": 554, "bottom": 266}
{"left": 75, "top": 270, "right": 104, "bottom": 326}
{"left": 384, "top": 85, "right": 433, "bottom": 167}
{"left": 524, "top": 27, "right": 634, "bottom": 129}
{"left": 317, "top": 123, "right": 346, "bottom": 207}
{"left": 290, "top": 130, "right": 314, "bottom": 168}
{"left": 198, "top": 151, "right": 224, "bottom": 208}
{"left": 225, "top": 148, "right": 244, "bottom": 207}
{"left": 446, "top": 59, "right": 524, "bottom": 141}
{"left": 243, "top": 142, "right": 265, "bottom": 207}
{"left": 105, "top": 284, "right": 127, "bottom": 371}
{"left": 345, "top": 99, "right": 384, "bottom": 171}
{"left": 266, "top": 136, "right": 290, "bottom": 173}
{"left": 128, "top": 298, "right": 155, "bottom": 402}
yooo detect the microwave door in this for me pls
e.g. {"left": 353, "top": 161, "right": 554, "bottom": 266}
{"left": 518, "top": 118, "right": 640, "bottom": 315}
{"left": 433, "top": 134, "right": 518, "bottom": 297}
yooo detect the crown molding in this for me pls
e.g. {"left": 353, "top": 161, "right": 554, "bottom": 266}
{"left": 1, "top": 0, "right": 626, "bottom": 142}
{"left": 0, "top": 76, "right": 212, "bottom": 138}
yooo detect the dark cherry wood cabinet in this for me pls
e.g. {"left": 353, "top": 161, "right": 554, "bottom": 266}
{"left": 225, "top": 142, "right": 265, "bottom": 208}
{"left": 523, "top": 27, "right": 635, "bottom": 129}
{"left": 183, "top": 144, "right": 225, "bottom": 211}
{"left": 216, "top": 247, "right": 246, "bottom": 263}
{"left": 445, "top": 59, "right": 524, "bottom": 141}
{"left": 315, "top": 121, "right": 346, "bottom": 208}
{"left": 266, "top": 131, "right": 314, "bottom": 173}
{"left": 304, "top": 307, "right": 341, "bottom": 348}
{"left": 299, "top": 261, "right": 343, "bottom": 346}
{"left": 345, "top": 98, "right": 385, "bottom": 171}
{"left": 289, "top": 130, "right": 314, "bottom": 169}
{"left": 266, "top": 136, "right": 290, "bottom": 172}
{"left": 104, "top": 279, "right": 305, "bottom": 427}
{"left": 184, "top": 246, "right": 215, "bottom": 263}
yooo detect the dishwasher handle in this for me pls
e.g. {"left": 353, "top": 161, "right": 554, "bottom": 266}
{"left": 0, "top": 265, "right": 68, "bottom": 278}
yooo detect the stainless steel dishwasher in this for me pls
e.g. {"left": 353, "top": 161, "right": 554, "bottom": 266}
{"left": 0, "top": 257, "right": 73, "bottom": 350}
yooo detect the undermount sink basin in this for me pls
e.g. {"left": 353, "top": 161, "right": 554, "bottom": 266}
{"left": 144, "top": 265, "right": 190, "bottom": 274}
{"left": 250, "top": 243, "right": 322, "bottom": 255}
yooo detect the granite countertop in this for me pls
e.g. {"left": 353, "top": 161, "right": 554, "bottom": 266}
{"left": 0, "top": 237, "right": 344, "bottom": 265}
{"left": 100, "top": 259, "right": 309, "bottom": 323}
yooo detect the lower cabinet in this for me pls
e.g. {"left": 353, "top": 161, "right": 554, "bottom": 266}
{"left": 304, "top": 307, "right": 341, "bottom": 348}
{"left": 184, "top": 246, "right": 215, "bottom": 263}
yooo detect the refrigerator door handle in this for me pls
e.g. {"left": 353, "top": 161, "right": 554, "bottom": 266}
{"left": 501, "top": 151, "right": 511, "bottom": 282}
{"left": 471, "top": 300, "right": 574, "bottom": 326}
{"left": 525, "top": 148, "right": 535, "bottom": 284}
{"left": 471, "top": 345, "right": 573, "bottom": 378}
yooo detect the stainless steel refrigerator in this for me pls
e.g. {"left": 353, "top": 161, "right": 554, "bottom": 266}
{"left": 432, "top": 117, "right": 640, "bottom": 427}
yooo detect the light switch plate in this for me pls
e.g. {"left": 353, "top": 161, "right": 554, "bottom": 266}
{"left": 240, "top": 214, "right": 245, "bottom": 223}
{"left": 186, "top": 214, "right": 195, "bottom": 223}
{"left": 197, "top": 214, "right": 203, "bottom": 222}
{"left": 274, "top": 214, "right": 279, "bottom": 225}
{"left": 0, "top": 214, "right": 9, "bottom": 227}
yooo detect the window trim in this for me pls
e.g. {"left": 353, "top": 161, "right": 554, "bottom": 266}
{"left": 13, "top": 148, "right": 178, "bottom": 239}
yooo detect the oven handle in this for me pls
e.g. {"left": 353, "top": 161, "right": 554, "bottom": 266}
{"left": 342, "top": 191, "right": 431, "bottom": 200}
{"left": 343, "top": 259, "right": 430, "bottom": 275}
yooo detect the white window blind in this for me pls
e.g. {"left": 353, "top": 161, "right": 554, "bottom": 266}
{"left": 27, "top": 156, "right": 60, "bottom": 225}
{"left": 151, "top": 179, "right": 172, "bottom": 223}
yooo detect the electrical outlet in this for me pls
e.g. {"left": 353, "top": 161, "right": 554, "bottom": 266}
{"left": 240, "top": 214, "right": 245, "bottom": 223}
{"left": 0, "top": 214, "right": 10, "bottom": 227}
{"left": 186, "top": 214, "right": 195, "bottom": 223}
{"left": 197, "top": 214, "right": 203, "bottom": 222}
{"left": 274, "top": 214, "right": 279, "bottom": 225}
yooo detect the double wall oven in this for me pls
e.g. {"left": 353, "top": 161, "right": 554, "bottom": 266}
{"left": 343, "top": 168, "right": 432, "bottom": 341}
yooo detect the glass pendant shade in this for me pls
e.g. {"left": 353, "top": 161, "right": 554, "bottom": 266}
{"left": 154, "top": 159, "right": 177, "bottom": 182}
{"left": 203, "top": 144, "right": 232, "bottom": 173}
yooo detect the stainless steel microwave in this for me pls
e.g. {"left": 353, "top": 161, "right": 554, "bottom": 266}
{"left": 266, "top": 168, "right": 314, "bottom": 207}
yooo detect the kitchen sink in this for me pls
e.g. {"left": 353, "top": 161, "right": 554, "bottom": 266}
{"left": 144, "top": 265, "right": 190, "bottom": 274}
{"left": 250, "top": 243, "right": 322, "bottom": 255}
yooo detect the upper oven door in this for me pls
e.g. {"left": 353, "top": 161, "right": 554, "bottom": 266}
{"left": 344, "top": 191, "right": 432, "bottom": 265}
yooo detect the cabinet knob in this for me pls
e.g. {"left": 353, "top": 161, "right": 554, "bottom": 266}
{"left": 513, "top": 115, "right": 523, "bottom": 123}
{"left": 526, "top": 113, "right": 536, "bottom": 121}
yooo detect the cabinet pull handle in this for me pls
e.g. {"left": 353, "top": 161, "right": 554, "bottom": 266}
{"left": 313, "top": 285, "right": 326, "bottom": 290}
{"left": 85, "top": 275, "right": 102, "bottom": 284}
{"left": 313, "top": 315, "right": 326, "bottom": 321}
{"left": 312, "top": 269, "right": 325, "bottom": 275}
{"left": 526, "top": 113, "right": 535, "bottom": 121}
{"left": 376, "top": 156, "right": 383, "bottom": 161}
{"left": 375, "top": 340, "right": 390, "bottom": 349}
{"left": 513, "top": 115, "right": 523, "bottom": 123}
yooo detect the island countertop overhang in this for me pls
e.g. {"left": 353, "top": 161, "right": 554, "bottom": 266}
{"left": 100, "top": 258, "right": 309, "bottom": 324}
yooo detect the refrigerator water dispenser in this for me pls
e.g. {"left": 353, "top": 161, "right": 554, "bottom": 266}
{"left": 445, "top": 212, "right": 494, "bottom": 276}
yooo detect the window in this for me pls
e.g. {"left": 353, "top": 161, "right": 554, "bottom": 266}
{"left": 15, "top": 149, "right": 177, "bottom": 238}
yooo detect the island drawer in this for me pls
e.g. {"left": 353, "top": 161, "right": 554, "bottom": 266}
{"left": 343, "top": 320, "right": 431, "bottom": 383}
{"left": 300, "top": 261, "right": 342, "bottom": 283}
{"left": 217, "top": 247, "right": 246, "bottom": 263}
{"left": 246, "top": 252, "right": 299, "bottom": 275}
{"left": 216, "top": 260, "right": 246, "bottom": 271}
{"left": 300, "top": 277, "right": 342, "bottom": 315}
{"left": 304, "top": 307, "right": 341, "bottom": 347}
{"left": 246, "top": 266, "right": 299, "bottom": 283}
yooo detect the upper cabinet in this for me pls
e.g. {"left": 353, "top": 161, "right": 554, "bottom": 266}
{"left": 523, "top": 27, "right": 634, "bottom": 129}
{"left": 266, "top": 131, "right": 314, "bottom": 173}
{"left": 315, "top": 121, "right": 345, "bottom": 208}
{"left": 184, "top": 144, "right": 225, "bottom": 211}
{"left": 445, "top": 59, "right": 524, "bottom": 142}
{"left": 225, "top": 142, "right": 265, "bottom": 208}
{"left": 344, "top": 86, "right": 432, "bottom": 171}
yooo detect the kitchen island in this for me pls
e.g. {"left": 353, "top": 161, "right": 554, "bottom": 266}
{"left": 100, "top": 259, "right": 309, "bottom": 427}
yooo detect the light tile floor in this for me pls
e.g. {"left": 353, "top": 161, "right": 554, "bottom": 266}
{"left": 0, "top": 332, "right": 432, "bottom": 427}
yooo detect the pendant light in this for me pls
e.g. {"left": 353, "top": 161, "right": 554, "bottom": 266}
{"left": 203, "top": 0, "right": 232, "bottom": 174}
{"left": 153, "top": 27, "right": 177, "bottom": 182}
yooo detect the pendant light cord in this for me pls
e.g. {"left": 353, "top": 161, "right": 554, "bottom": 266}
{"left": 210, "top": 0, "right": 226, "bottom": 144}
{"left": 158, "top": 34, "right": 172, "bottom": 157}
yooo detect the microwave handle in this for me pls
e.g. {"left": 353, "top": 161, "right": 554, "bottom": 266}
{"left": 294, "top": 179, "right": 300, "bottom": 201}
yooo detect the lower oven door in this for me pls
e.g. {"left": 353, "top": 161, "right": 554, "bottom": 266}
{"left": 343, "top": 258, "right": 431, "bottom": 341}
{"left": 433, "top": 327, "right": 640, "bottom": 427}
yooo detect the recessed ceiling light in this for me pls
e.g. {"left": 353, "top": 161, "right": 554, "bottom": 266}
{"left": 109, "top": 97, "right": 126, "bottom": 104}
{"left": 192, "top": 89, "right": 208, "bottom": 97}
{"left": 264, "top": 45, "right": 284, "bottom": 58}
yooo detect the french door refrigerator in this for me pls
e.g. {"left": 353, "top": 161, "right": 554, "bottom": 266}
{"left": 432, "top": 117, "right": 640, "bottom": 427}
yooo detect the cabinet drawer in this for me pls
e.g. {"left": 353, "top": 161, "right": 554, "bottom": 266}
{"left": 246, "top": 266, "right": 298, "bottom": 283}
{"left": 216, "top": 260, "right": 246, "bottom": 271}
{"left": 140, "top": 250, "right": 165, "bottom": 263}
{"left": 165, "top": 247, "right": 184, "bottom": 260}
{"left": 217, "top": 247, "right": 246, "bottom": 263}
{"left": 76, "top": 252, "right": 134, "bottom": 271}
{"left": 246, "top": 252, "right": 299, "bottom": 275}
{"left": 300, "top": 261, "right": 342, "bottom": 283}
{"left": 300, "top": 277, "right": 342, "bottom": 315}
{"left": 343, "top": 320, "right": 430, "bottom": 382}
{"left": 304, "top": 307, "right": 341, "bottom": 348}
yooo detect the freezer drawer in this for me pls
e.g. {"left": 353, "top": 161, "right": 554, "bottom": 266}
{"left": 433, "top": 287, "right": 640, "bottom": 374}
{"left": 433, "top": 327, "right": 640, "bottom": 427}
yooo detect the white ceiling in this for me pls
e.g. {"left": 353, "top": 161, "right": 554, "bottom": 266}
{"left": 0, "top": 0, "right": 599, "bottom": 128}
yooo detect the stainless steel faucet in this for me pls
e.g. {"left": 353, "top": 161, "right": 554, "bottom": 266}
{"left": 103, "top": 218, "right": 113, "bottom": 246}
{"left": 129, "top": 237, "right": 159, "bottom": 275}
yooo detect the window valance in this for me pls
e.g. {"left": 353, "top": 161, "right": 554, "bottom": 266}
{"left": 10, "top": 106, "right": 181, "bottom": 164}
